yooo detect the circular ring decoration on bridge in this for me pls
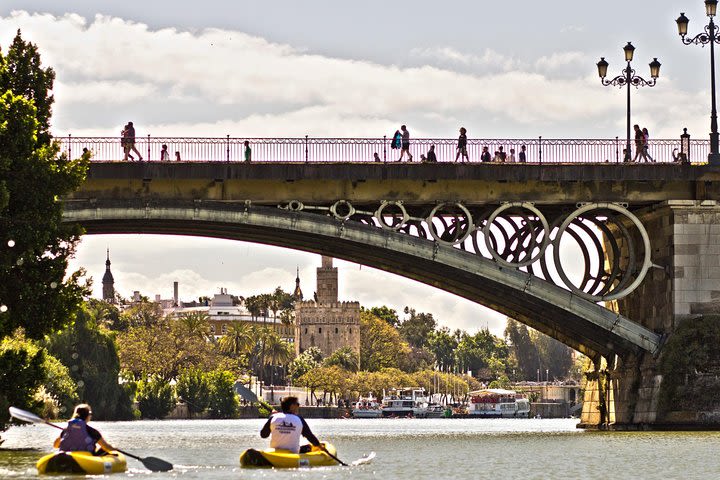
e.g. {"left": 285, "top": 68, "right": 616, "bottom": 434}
{"left": 482, "top": 202, "right": 550, "bottom": 268}
{"left": 552, "top": 202, "right": 652, "bottom": 302}
{"left": 426, "top": 202, "right": 474, "bottom": 246}
{"left": 374, "top": 201, "right": 410, "bottom": 231}
{"left": 330, "top": 200, "right": 356, "bottom": 221}
{"left": 287, "top": 200, "right": 304, "bottom": 211}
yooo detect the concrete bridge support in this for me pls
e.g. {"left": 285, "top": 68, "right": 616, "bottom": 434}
{"left": 580, "top": 200, "right": 720, "bottom": 429}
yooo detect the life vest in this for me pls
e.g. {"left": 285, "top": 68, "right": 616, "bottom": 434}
{"left": 58, "top": 418, "right": 95, "bottom": 452}
{"left": 269, "top": 412, "right": 303, "bottom": 453}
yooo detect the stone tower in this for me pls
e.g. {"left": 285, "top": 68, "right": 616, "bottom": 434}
{"left": 315, "top": 256, "right": 338, "bottom": 304}
{"left": 102, "top": 248, "right": 115, "bottom": 303}
{"left": 295, "top": 256, "right": 360, "bottom": 359}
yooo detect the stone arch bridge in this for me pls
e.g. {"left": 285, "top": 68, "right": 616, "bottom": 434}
{"left": 63, "top": 161, "right": 720, "bottom": 429}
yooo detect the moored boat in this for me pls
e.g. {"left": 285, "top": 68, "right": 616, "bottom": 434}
{"left": 424, "top": 403, "right": 448, "bottom": 418}
{"left": 466, "top": 388, "right": 531, "bottom": 418}
{"left": 381, "top": 388, "right": 429, "bottom": 417}
{"left": 352, "top": 396, "right": 383, "bottom": 418}
{"left": 37, "top": 451, "right": 127, "bottom": 474}
{"left": 240, "top": 442, "right": 339, "bottom": 468}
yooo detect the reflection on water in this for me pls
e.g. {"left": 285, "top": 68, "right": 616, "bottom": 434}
{"left": 2, "top": 418, "right": 720, "bottom": 479}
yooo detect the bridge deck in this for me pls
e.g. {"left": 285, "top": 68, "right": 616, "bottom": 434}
{"left": 70, "top": 162, "right": 720, "bottom": 206}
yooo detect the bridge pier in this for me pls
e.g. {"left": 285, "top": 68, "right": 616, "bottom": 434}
{"left": 580, "top": 200, "right": 720, "bottom": 429}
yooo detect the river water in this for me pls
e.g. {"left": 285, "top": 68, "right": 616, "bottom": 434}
{"left": 2, "top": 418, "right": 720, "bottom": 479}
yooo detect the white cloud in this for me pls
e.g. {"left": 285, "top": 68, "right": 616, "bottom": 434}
{"left": 2, "top": 10, "right": 708, "bottom": 140}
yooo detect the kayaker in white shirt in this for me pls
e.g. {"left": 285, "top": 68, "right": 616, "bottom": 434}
{"left": 260, "top": 396, "right": 321, "bottom": 454}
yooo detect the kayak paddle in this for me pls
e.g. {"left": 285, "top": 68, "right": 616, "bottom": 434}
{"left": 8, "top": 407, "right": 173, "bottom": 472}
{"left": 319, "top": 444, "right": 348, "bottom": 466}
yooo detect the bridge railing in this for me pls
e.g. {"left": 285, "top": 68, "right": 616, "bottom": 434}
{"left": 57, "top": 136, "right": 710, "bottom": 164}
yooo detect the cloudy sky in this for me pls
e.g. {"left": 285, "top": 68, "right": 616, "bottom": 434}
{"left": 0, "top": 1, "right": 713, "bottom": 334}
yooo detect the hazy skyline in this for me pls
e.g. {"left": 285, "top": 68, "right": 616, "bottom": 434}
{"left": 1, "top": 2, "right": 715, "bottom": 334}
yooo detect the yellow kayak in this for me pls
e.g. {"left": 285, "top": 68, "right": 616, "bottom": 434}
{"left": 37, "top": 451, "right": 127, "bottom": 474}
{"left": 240, "top": 442, "right": 339, "bottom": 468}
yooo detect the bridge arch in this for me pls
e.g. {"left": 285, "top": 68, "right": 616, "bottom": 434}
{"left": 63, "top": 199, "right": 661, "bottom": 359}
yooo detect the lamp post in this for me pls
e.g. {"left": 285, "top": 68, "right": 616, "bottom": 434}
{"left": 676, "top": 0, "right": 720, "bottom": 165}
{"left": 597, "top": 43, "right": 661, "bottom": 161}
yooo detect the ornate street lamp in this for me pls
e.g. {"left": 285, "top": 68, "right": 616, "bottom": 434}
{"left": 597, "top": 42, "right": 661, "bottom": 162}
{"left": 676, "top": 1, "right": 720, "bottom": 165}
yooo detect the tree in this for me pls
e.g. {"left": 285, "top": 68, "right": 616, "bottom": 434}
{"left": 365, "top": 306, "right": 399, "bottom": 327}
{"left": 207, "top": 369, "right": 239, "bottom": 419}
{"left": 428, "top": 327, "right": 458, "bottom": 369}
{"left": 324, "top": 346, "right": 360, "bottom": 372}
{"left": 1, "top": 30, "right": 55, "bottom": 145}
{"left": 504, "top": 319, "right": 540, "bottom": 381}
{"left": 360, "top": 310, "right": 411, "bottom": 371}
{"left": 455, "top": 328, "right": 508, "bottom": 378}
{"left": 288, "top": 347, "right": 323, "bottom": 381}
{"left": 398, "top": 308, "right": 437, "bottom": 349}
{"left": 532, "top": 331, "right": 573, "bottom": 381}
{"left": 0, "top": 333, "right": 47, "bottom": 429}
{"left": 0, "top": 36, "right": 88, "bottom": 340}
{"left": 176, "top": 367, "right": 210, "bottom": 416}
{"left": 136, "top": 376, "right": 175, "bottom": 419}
{"left": 218, "top": 321, "right": 254, "bottom": 357}
{"left": 119, "top": 300, "right": 163, "bottom": 330}
{"left": 177, "top": 311, "right": 211, "bottom": 340}
{"left": 45, "top": 303, "right": 134, "bottom": 420}
{"left": 0, "top": 32, "right": 87, "bottom": 437}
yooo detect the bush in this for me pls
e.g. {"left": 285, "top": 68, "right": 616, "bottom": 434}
{"left": 207, "top": 370, "right": 239, "bottom": 419}
{"left": 136, "top": 376, "right": 175, "bottom": 419}
{"left": 176, "top": 367, "right": 210, "bottom": 416}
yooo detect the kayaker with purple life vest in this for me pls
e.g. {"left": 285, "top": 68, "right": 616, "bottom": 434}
{"left": 53, "top": 404, "right": 116, "bottom": 454}
{"left": 260, "top": 396, "right": 321, "bottom": 454}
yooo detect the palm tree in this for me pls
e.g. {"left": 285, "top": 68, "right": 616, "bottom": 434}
{"left": 244, "top": 295, "right": 262, "bottom": 321}
{"left": 218, "top": 321, "right": 254, "bottom": 357}
{"left": 177, "top": 311, "right": 211, "bottom": 340}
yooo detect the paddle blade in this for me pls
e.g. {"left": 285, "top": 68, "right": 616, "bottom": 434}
{"left": 140, "top": 456, "right": 173, "bottom": 472}
{"left": 9, "top": 407, "right": 45, "bottom": 424}
{"left": 351, "top": 452, "right": 376, "bottom": 466}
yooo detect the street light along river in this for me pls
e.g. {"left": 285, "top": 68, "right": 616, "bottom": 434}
{"left": 596, "top": 43, "right": 661, "bottom": 162}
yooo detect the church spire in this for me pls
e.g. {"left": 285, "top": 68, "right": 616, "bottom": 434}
{"left": 293, "top": 266, "right": 303, "bottom": 300}
{"left": 102, "top": 248, "right": 115, "bottom": 303}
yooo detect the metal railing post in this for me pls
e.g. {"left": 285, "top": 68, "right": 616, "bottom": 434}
{"left": 615, "top": 136, "right": 619, "bottom": 163}
{"left": 226, "top": 134, "right": 230, "bottom": 162}
{"left": 147, "top": 134, "right": 151, "bottom": 161}
{"left": 383, "top": 135, "right": 387, "bottom": 163}
{"left": 68, "top": 134, "right": 71, "bottom": 160}
{"left": 305, "top": 135, "right": 309, "bottom": 163}
{"left": 538, "top": 136, "right": 542, "bottom": 164}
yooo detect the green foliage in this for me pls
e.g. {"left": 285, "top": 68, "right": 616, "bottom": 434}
{"left": 360, "top": 311, "right": 410, "bottom": 371}
{"left": 45, "top": 305, "right": 133, "bottom": 420}
{"left": 176, "top": 367, "right": 210, "bottom": 415}
{"left": 41, "top": 353, "right": 78, "bottom": 417}
{"left": 428, "top": 327, "right": 459, "bottom": 370}
{"left": 117, "top": 316, "right": 221, "bottom": 381}
{"left": 207, "top": 370, "right": 239, "bottom": 419}
{"left": 504, "top": 318, "right": 573, "bottom": 381}
{"left": 255, "top": 399, "right": 273, "bottom": 418}
{"left": 323, "top": 346, "right": 359, "bottom": 372}
{"left": 289, "top": 346, "right": 323, "bottom": 381}
{"left": 455, "top": 328, "right": 509, "bottom": 377}
{"left": 0, "top": 31, "right": 89, "bottom": 342}
{"left": 658, "top": 315, "right": 720, "bottom": 414}
{"left": 1, "top": 30, "right": 55, "bottom": 145}
{"left": 364, "top": 305, "right": 399, "bottom": 327}
{"left": 136, "top": 376, "right": 175, "bottom": 419}
{"left": 0, "top": 333, "right": 46, "bottom": 430}
{"left": 399, "top": 308, "right": 437, "bottom": 349}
